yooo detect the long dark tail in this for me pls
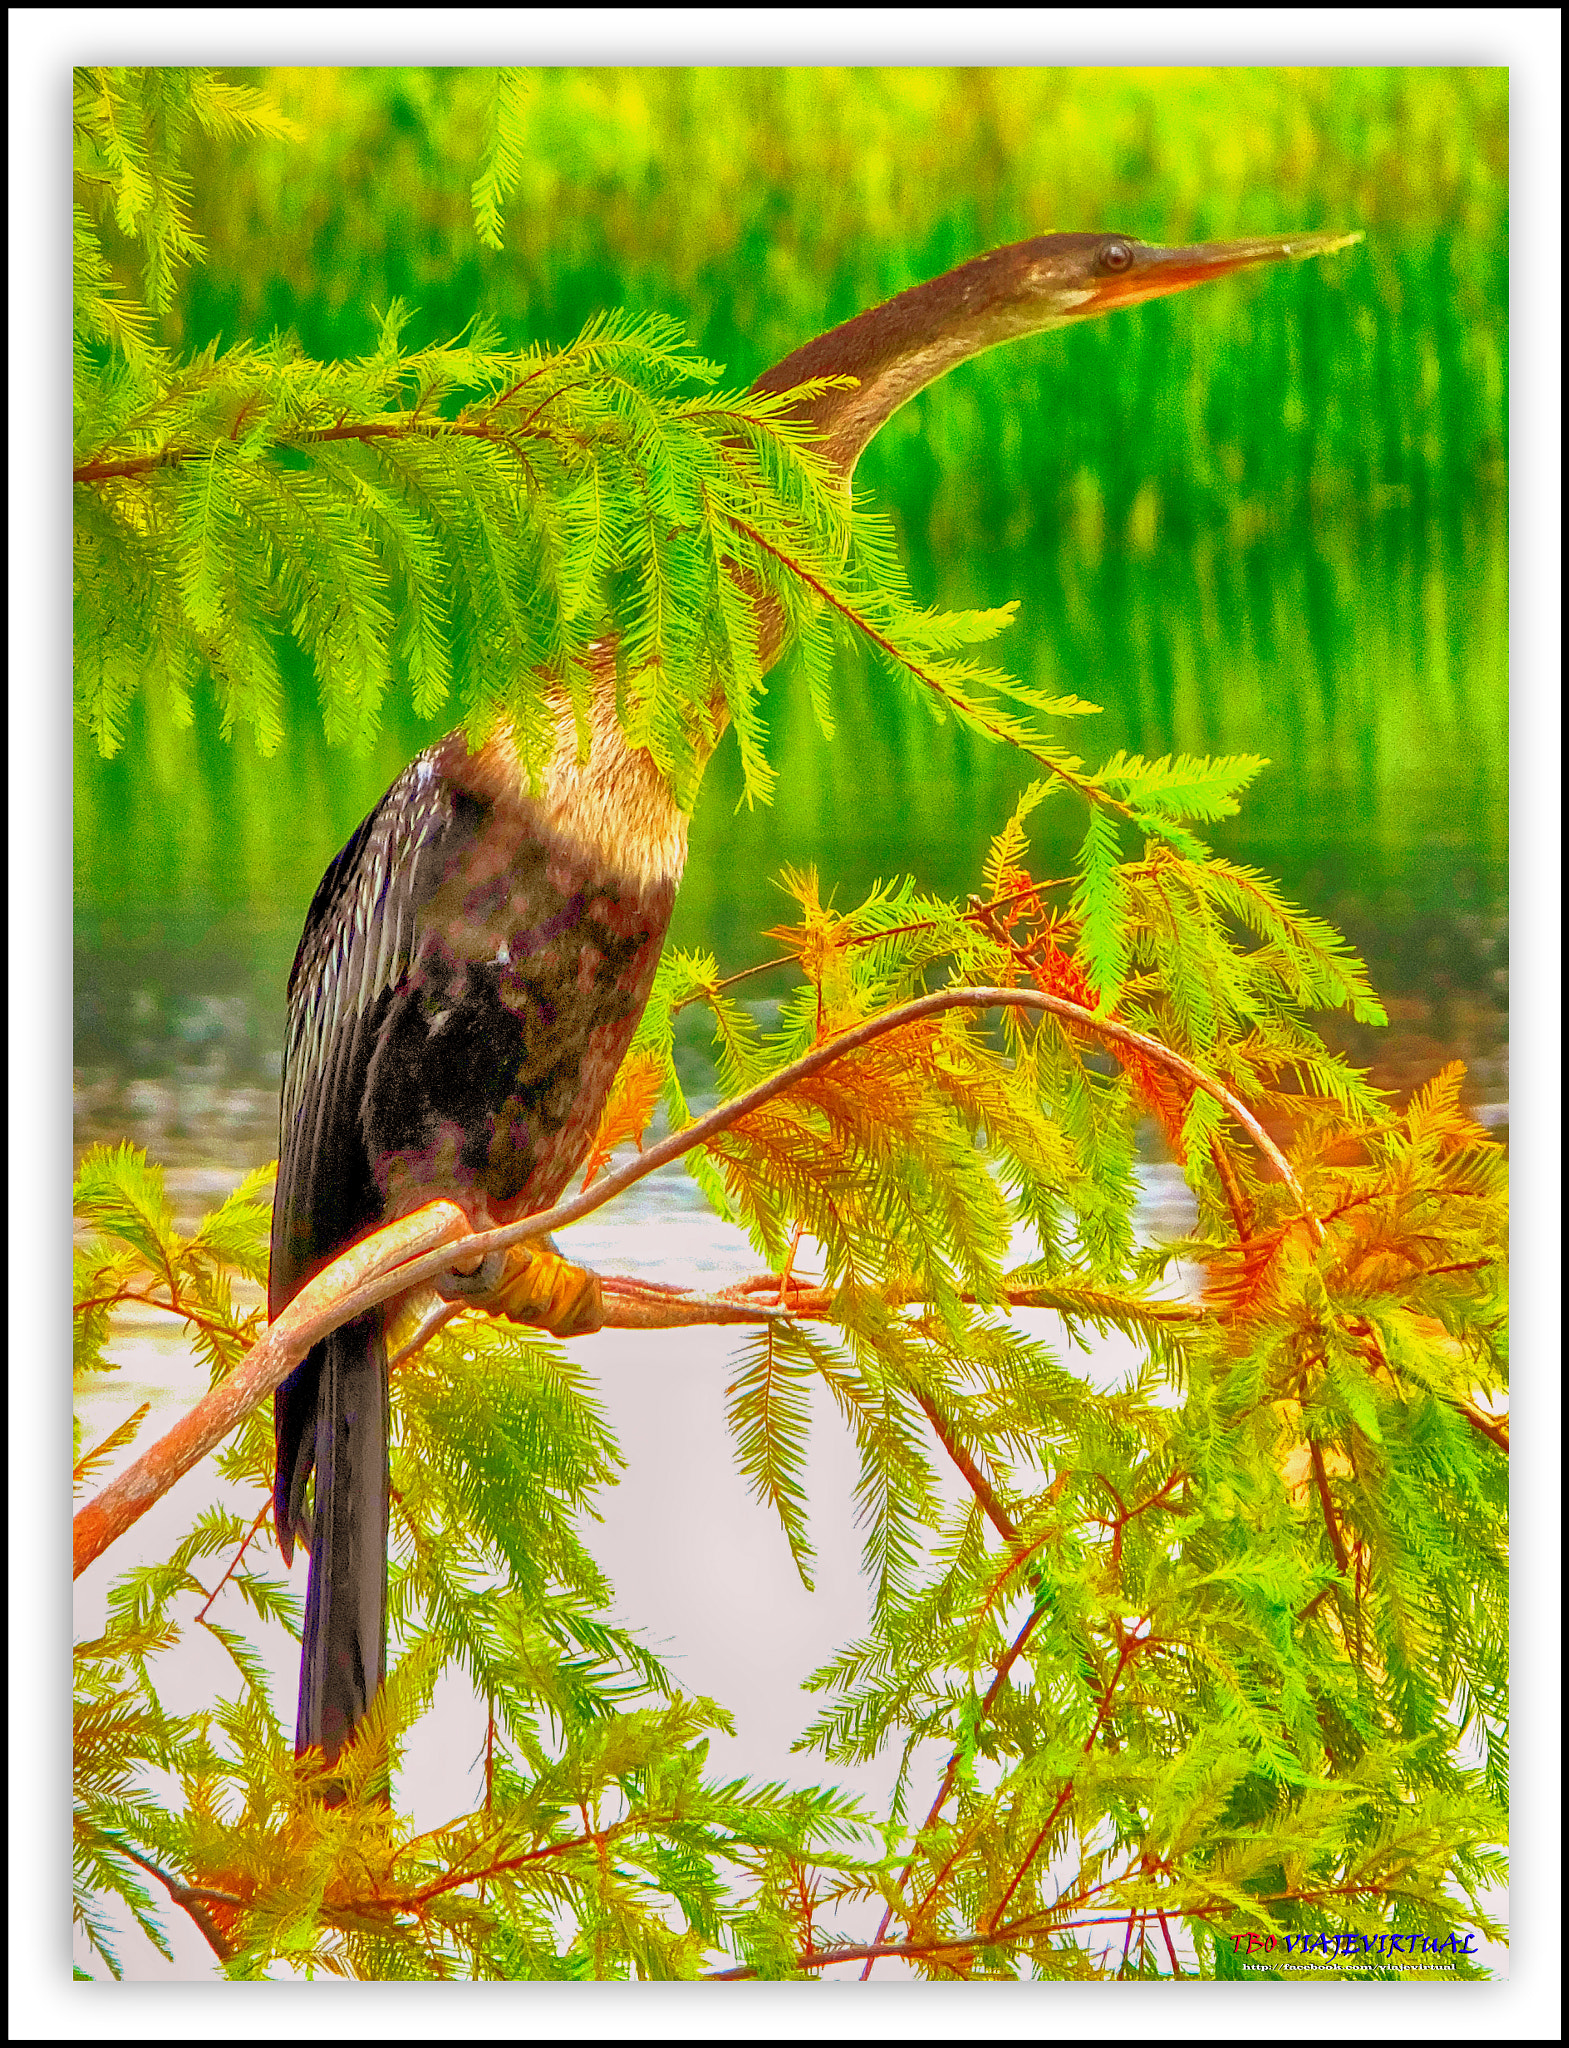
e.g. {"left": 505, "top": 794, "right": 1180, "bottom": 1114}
{"left": 277, "top": 1312, "right": 390, "bottom": 1769}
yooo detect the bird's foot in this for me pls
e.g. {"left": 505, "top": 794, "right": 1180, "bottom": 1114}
{"left": 436, "top": 1237, "right": 604, "bottom": 1337}
{"left": 436, "top": 1248, "right": 508, "bottom": 1296}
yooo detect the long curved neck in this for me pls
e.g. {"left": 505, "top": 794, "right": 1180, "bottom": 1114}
{"left": 750, "top": 239, "right": 1063, "bottom": 484}
{"left": 525, "top": 243, "right": 1061, "bottom": 820}
{"left": 518, "top": 227, "right": 1353, "bottom": 825}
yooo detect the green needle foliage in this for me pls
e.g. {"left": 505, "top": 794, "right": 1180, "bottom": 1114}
{"left": 73, "top": 68, "right": 1506, "bottom": 1981}
{"left": 74, "top": 66, "right": 1046, "bottom": 806}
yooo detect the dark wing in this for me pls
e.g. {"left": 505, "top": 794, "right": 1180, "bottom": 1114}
{"left": 269, "top": 750, "right": 453, "bottom": 1559}
{"left": 269, "top": 752, "right": 454, "bottom": 1316}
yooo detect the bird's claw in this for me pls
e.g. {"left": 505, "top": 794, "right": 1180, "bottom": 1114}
{"left": 438, "top": 1238, "right": 604, "bottom": 1337}
{"left": 434, "top": 1249, "right": 509, "bottom": 1301}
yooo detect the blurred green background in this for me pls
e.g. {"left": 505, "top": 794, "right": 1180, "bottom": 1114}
{"left": 74, "top": 66, "right": 1508, "bottom": 1155}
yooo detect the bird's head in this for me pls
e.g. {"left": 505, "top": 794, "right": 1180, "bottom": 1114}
{"left": 576, "top": 224, "right": 1364, "bottom": 795}
{"left": 999, "top": 227, "right": 1364, "bottom": 327}
{"left": 753, "top": 226, "right": 1363, "bottom": 477}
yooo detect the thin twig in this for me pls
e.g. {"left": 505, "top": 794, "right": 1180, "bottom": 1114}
{"left": 192, "top": 1502, "right": 273, "bottom": 1626}
{"left": 913, "top": 1393, "right": 1018, "bottom": 1545}
{"left": 854, "top": 1388, "right": 1032, "bottom": 1979}
{"left": 859, "top": 1603, "right": 1043, "bottom": 1978}
{"left": 709, "top": 1883, "right": 1392, "bottom": 1977}
{"left": 1309, "top": 1440, "right": 1352, "bottom": 1577}
{"left": 724, "top": 512, "right": 1135, "bottom": 819}
{"left": 1210, "top": 1136, "right": 1255, "bottom": 1242}
{"left": 1158, "top": 1908, "right": 1184, "bottom": 1976}
{"left": 387, "top": 1299, "right": 464, "bottom": 1371}
{"left": 82, "top": 1831, "right": 241, "bottom": 1965}
{"left": 668, "top": 877, "right": 1078, "bottom": 1014}
{"left": 985, "top": 1622, "right": 1146, "bottom": 1933}
{"left": 670, "top": 953, "right": 796, "bottom": 1012}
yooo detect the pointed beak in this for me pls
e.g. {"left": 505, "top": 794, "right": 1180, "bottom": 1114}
{"left": 1082, "top": 228, "right": 1363, "bottom": 315}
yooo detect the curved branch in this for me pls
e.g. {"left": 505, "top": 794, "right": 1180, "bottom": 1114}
{"left": 320, "top": 984, "right": 1324, "bottom": 1338}
{"left": 71, "top": 1202, "right": 471, "bottom": 1578}
{"left": 73, "top": 986, "right": 1307, "bottom": 1578}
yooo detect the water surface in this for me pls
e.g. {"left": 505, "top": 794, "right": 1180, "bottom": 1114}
{"left": 74, "top": 506, "right": 1507, "bottom": 1166}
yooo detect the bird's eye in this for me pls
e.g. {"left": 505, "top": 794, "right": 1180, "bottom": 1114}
{"left": 1099, "top": 240, "right": 1134, "bottom": 273}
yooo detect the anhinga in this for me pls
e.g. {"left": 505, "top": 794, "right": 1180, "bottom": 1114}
{"left": 269, "top": 226, "right": 1357, "bottom": 1776}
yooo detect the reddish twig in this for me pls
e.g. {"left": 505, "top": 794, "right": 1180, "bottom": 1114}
{"left": 192, "top": 1501, "right": 274, "bottom": 1626}
{"left": 1210, "top": 1135, "right": 1255, "bottom": 1242}
{"left": 1158, "top": 1907, "right": 1184, "bottom": 1976}
{"left": 859, "top": 1603, "right": 1043, "bottom": 1978}
{"left": 1090, "top": 1470, "right": 1186, "bottom": 1574}
{"left": 1309, "top": 1440, "right": 1352, "bottom": 1577}
{"left": 985, "top": 1620, "right": 1147, "bottom": 1934}
{"left": 709, "top": 1880, "right": 1396, "bottom": 1977}
{"left": 80, "top": 1832, "right": 239, "bottom": 1965}
{"left": 914, "top": 1393, "right": 1018, "bottom": 1545}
